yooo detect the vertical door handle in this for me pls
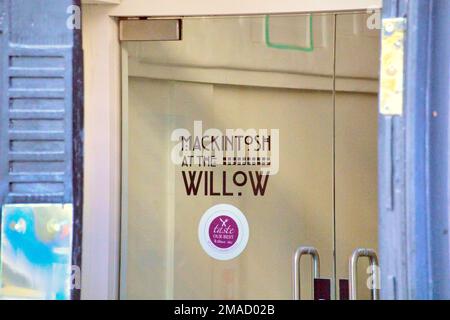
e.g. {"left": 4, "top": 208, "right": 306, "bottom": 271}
{"left": 293, "top": 246, "right": 320, "bottom": 300}
{"left": 349, "top": 248, "right": 380, "bottom": 300}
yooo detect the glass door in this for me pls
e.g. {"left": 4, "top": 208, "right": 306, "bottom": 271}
{"left": 120, "top": 12, "right": 379, "bottom": 300}
{"left": 334, "top": 13, "right": 380, "bottom": 300}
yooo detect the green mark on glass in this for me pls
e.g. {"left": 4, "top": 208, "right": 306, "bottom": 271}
{"left": 265, "top": 15, "right": 314, "bottom": 52}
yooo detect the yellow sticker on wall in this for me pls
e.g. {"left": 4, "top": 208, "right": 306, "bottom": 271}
{"left": 380, "top": 18, "right": 406, "bottom": 116}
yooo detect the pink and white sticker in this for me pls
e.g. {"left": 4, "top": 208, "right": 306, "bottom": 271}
{"left": 198, "top": 204, "right": 249, "bottom": 260}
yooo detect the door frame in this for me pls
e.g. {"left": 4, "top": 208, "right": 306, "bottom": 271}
{"left": 81, "top": 0, "right": 382, "bottom": 300}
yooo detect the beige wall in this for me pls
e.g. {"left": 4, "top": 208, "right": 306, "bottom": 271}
{"left": 82, "top": 0, "right": 381, "bottom": 16}
{"left": 82, "top": 5, "right": 121, "bottom": 300}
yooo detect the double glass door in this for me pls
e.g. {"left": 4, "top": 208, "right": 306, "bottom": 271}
{"left": 120, "top": 12, "right": 379, "bottom": 299}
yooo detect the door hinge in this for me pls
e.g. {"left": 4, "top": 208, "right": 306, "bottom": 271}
{"left": 119, "top": 18, "right": 182, "bottom": 42}
{"left": 379, "top": 18, "right": 406, "bottom": 116}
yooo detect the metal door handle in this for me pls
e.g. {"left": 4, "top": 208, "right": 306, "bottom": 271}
{"left": 349, "top": 248, "right": 380, "bottom": 300}
{"left": 293, "top": 246, "right": 320, "bottom": 300}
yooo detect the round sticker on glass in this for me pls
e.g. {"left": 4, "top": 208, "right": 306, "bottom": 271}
{"left": 198, "top": 204, "right": 249, "bottom": 261}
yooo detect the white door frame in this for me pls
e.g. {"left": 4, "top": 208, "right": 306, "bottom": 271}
{"left": 80, "top": 0, "right": 382, "bottom": 300}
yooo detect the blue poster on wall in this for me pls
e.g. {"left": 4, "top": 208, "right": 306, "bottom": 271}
{"left": 0, "top": 204, "right": 73, "bottom": 300}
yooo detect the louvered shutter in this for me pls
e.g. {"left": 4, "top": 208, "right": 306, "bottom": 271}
{"left": 0, "top": 0, "right": 83, "bottom": 299}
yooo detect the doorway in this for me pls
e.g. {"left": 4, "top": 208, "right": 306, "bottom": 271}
{"left": 119, "top": 12, "right": 379, "bottom": 300}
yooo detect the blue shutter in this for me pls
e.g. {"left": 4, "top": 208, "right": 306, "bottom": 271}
{"left": 380, "top": 0, "right": 450, "bottom": 299}
{"left": 1, "top": 0, "right": 75, "bottom": 203}
{"left": 0, "top": 0, "right": 83, "bottom": 299}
